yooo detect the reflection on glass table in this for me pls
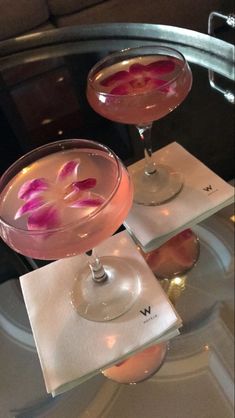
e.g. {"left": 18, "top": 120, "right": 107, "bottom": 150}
{"left": 140, "top": 228, "right": 200, "bottom": 279}
{"left": 99, "top": 205, "right": 234, "bottom": 418}
{"left": 102, "top": 342, "right": 168, "bottom": 384}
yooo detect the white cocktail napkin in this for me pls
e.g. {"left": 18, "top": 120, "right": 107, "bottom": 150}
{"left": 125, "top": 142, "right": 234, "bottom": 252}
{"left": 20, "top": 231, "right": 181, "bottom": 396}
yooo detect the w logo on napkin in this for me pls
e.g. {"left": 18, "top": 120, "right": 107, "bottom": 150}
{"left": 203, "top": 185, "right": 213, "bottom": 192}
{"left": 140, "top": 306, "right": 151, "bottom": 316}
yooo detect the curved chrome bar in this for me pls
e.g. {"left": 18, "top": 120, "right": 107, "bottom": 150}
{"left": 0, "top": 23, "right": 234, "bottom": 79}
{"left": 208, "top": 12, "right": 235, "bottom": 103}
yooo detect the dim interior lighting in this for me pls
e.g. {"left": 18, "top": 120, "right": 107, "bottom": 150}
{"left": 171, "top": 277, "right": 184, "bottom": 286}
{"left": 58, "top": 130, "right": 63, "bottom": 135}
{"left": 161, "top": 209, "right": 170, "bottom": 216}
{"left": 41, "top": 118, "right": 53, "bottom": 125}
{"left": 230, "top": 215, "right": 235, "bottom": 222}
{"left": 121, "top": 60, "right": 130, "bottom": 66}
{"left": 57, "top": 77, "right": 64, "bottom": 83}
{"left": 21, "top": 167, "right": 30, "bottom": 175}
{"left": 165, "top": 275, "right": 187, "bottom": 305}
{"left": 105, "top": 335, "right": 117, "bottom": 348}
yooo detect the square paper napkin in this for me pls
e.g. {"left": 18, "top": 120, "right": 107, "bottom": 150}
{"left": 20, "top": 231, "right": 181, "bottom": 396}
{"left": 125, "top": 142, "right": 234, "bottom": 252}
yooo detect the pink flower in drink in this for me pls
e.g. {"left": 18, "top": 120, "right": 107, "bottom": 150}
{"left": 15, "top": 159, "right": 104, "bottom": 231}
{"left": 100, "top": 59, "right": 176, "bottom": 95}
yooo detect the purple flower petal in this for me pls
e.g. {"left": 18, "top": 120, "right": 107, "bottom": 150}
{"left": 146, "top": 60, "right": 175, "bottom": 75}
{"left": 18, "top": 178, "right": 49, "bottom": 200}
{"left": 100, "top": 71, "right": 130, "bottom": 87}
{"left": 57, "top": 160, "right": 80, "bottom": 182}
{"left": 27, "top": 205, "right": 60, "bottom": 230}
{"left": 15, "top": 196, "right": 45, "bottom": 220}
{"left": 148, "top": 78, "right": 170, "bottom": 93}
{"left": 72, "top": 178, "right": 97, "bottom": 191}
{"left": 68, "top": 197, "right": 104, "bottom": 208}
{"left": 129, "top": 76, "right": 152, "bottom": 89}
{"left": 129, "top": 63, "right": 146, "bottom": 75}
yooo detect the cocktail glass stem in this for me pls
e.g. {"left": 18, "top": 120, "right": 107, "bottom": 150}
{"left": 136, "top": 123, "right": 157, "bottom": 175}
{"left": 86, "top": 249, "right": 108, "bottom": 283}
{"left": 132, "top": 123, "right": 184, "bottom": 205}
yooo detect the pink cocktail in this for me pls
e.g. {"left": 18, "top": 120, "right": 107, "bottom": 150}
{"left": 87, "top": 45, "right": 193, "bottom": 206}
{"left": 0, "top": 139, "right": 140, "bottom": 321}
{"left": 87, "top": 54, "right": 192, "bottom": 126}
{"left": 87, "top": 47, "right": 198, "bottom": 278}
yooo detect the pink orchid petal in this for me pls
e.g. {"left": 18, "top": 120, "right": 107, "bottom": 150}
{"left": 27, "top": 205, "right": 60, "bottom": 231}
{"left": 72, "top": 178, "right": 97, "bottom": 191}
{"left": 57, "top": 160, "right": 80, "bottom": 182}
{"left": 100, "top": 70, "right": 130, "bottom": 87}
{"left": 129, "top": 63, "right": 146, "bottom": 75}
{"left": 147, "top": 78, "right": 170, "bottom": 93}
{"left": 15, "top": 196, "right": 45, "bottom": 220}
{"left": 68, "top": 197, "right": 104, "bottom": 208}
{"left": 18, "top": 178, "right": 49, "bottom": 200}
{"left": 146, "top": 60, "right": 175, "bottom": 75}
{"left": 129, "top": 76, "right": 152, "bottom": 90}
{"left": 179, "top": 229, "right": 193, "bottom": 240}
{"left": 110, "top": 83, "right": 130, "bottom": 95}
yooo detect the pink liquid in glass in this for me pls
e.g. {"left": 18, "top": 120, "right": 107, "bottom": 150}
{"left": 103, "top": 342, "right": 167, "bottom": 384}
{"left": 0, "top": 148, "right": 133, "bottom": 259}
{"left": 87, "top": 55, "right": 192, "bottom": 125}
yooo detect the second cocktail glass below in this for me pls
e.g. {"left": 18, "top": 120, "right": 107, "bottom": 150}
{"left": 87, "top": 45, "right": 193, "bottom": 206}
{"left": 0, "top": 139, "right": 141, "bottom": 322}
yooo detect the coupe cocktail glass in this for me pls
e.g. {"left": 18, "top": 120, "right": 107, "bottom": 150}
{"left": 87, "top": 45, "right": 193, "bottom": 206}
{"left": 0, "top": 139, "right": 141, "bottom": 321}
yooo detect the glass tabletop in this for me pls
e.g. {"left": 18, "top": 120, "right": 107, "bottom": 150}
{"left": 0, "top": 23, "right": 234, "bottom": 418}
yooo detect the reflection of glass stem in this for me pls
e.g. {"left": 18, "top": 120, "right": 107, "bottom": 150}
{"left": 86, "top": 250, "right": 107, "bottom": 283}
{"left": 136, "top": 123, "right": 157, "bottom": 175}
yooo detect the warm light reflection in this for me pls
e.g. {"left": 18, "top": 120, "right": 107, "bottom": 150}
{"left": 165, "top": 275, "right": 187, "bottom": 306}
{"left": 57, "top": 77, "right": 64, "bottom": 83}
{"left": 146, "top": 104, "right": 156, "bottom": 110}
{"left": 171, "top": 277, "right": 184, "bottom": 286}
{"left": 161, "top": 209, "right": 170, "bottom": 216}
{"left": 230, "top": 215, "right": 235, "bottom": 223}
{"left": 204, "top": 345, "right": 210, "bottom": 351}
{"left": 41, "top": 118, "right": 53, "bottom": 125}
{"left": 21, "top": 167, "right": 30, "bottom": 175}
{"left": 99, "top": 95, "right": 106, "bottom": 103}
{"left": 58, "top": 130, "right": 63, "bottom": 135}
{"left": 105, "top": 335, "right": 117, "bottom": 349}
{"left": 16, "top": 32, "right": 43, "bottom": 41}
{"left": 95, "top": 72, "right": 103, "bottom": 81}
